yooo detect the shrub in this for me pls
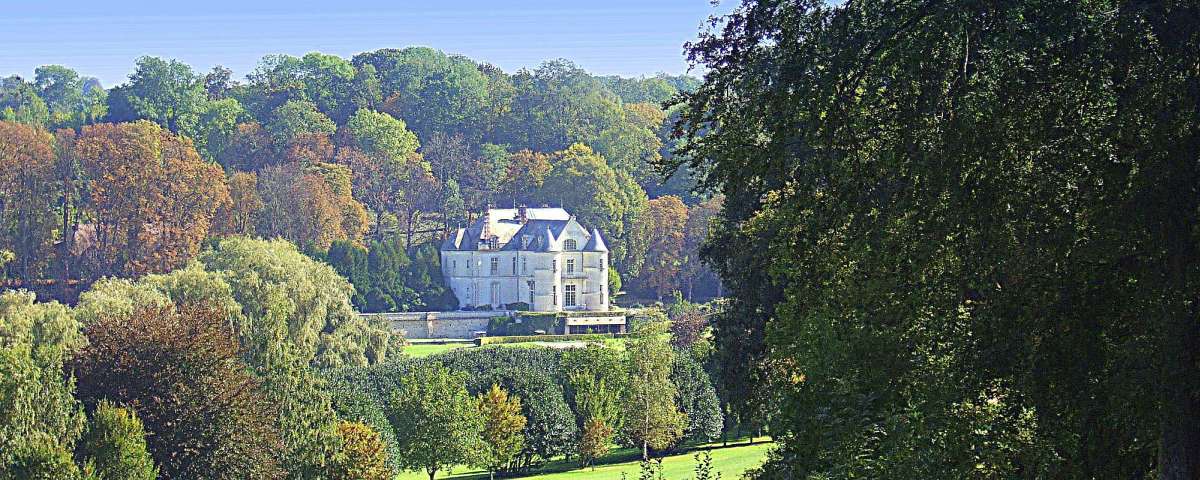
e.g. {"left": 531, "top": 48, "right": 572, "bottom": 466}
{"left": 672, "top": 349, "right": 723, "bottom": 443}
{"left": 476, "top": 333, "right": 612, "bottom": 345}
{"left": 578, "top": 417, "right": 614, "bottom": 468}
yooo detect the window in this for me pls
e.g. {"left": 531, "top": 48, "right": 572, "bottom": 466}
{"left": 487, "top": 236, "right": 499, "bottom": 250}
{"left": 552, "top": 259, "right": 557, "bottom": 273}
{"left": 490, "top": 282, "right": 500, "bottom": 306}
{"left": 552, "top": 285, "right": 557, "bottom": 306}
{"left": 566, "top": 259, "right": 575, "bottom": 274}
{"left": 490, "top": 257, "right": 498, "bottom": 274}
{"left": 563, "top": 239, "right": 577, "bottom": 250}
{"left": 452, "top": 260, "right": 457, "bottom": 270}
{"left": 564, "top": 284, "right": 576, "bottom": 307}
{"left": 522, "top": 257, "right": 527, "bottom": 275}
{"left": 521, "top": 235, "right": 531, "bottom": 249}
{"left": 512, "top": 257, "right": 517, "bottom": 274}
{"left": 528, "top": 281, "right": 535, "bottom": 304}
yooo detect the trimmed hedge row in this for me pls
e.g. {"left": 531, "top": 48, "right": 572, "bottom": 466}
{"left": 476, "top": 333, "right": 614, "bottom": 345}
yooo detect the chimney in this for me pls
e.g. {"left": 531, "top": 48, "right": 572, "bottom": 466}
{"left": 517, "top": 204, "right": 528, "bottom": 224}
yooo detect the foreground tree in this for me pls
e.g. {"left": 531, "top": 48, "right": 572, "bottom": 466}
{"left": 675, "top": 0, "right": 1200, "bottom": 477}
{"left": 0, "top": 121, "right": 58, "bottom": 281}
{"left": 388, "top": 363, "right": 484, "bottom": 480}
{"left": 328, "top": 421, "right": 393, "bottom": 480}
{"left": 70, "top": 305, "right": 283, "bottom": 479}
{"left": 77, "top": 401, "right": 157, "bottom": 480}
{"left": 621, "top": 322, "right": 685, "bottom": 459}
{"left": 477, "top": 384, "right": 527, "bottom": 479}
{"left": 638, "top": 195, "right": 688, "bottom": 300}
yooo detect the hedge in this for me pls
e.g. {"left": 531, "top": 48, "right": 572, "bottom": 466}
{"left": 476, "top": 333, "right": 614, "bottom": 346}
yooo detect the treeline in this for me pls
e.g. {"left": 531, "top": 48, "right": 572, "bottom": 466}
{"left": 0, "top": 234, "right": 725, "bottom": 478}
{"left": 678, "top": 0, "right": 1200, "bottom": 479}
{"left": 0, "top": 49, "right": 720, "bottom": 308}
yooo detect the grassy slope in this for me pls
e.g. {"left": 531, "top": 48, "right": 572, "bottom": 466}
{"left": 403, "top": 342, "right": 471, "bottom": 358}
{"left": 394, "top": 440, "right": 773, "bottom": 480}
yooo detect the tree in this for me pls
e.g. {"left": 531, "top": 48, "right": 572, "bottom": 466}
{"left": 328, "top": 421, "right": 393, "bottom": 480}
{"left": 0, "top": 291, "right": 85, "bottom": 477}
{"left": 213, "top": 171, "right": 262, "bottom": 236}
{"left": 197, "top": 237, "right": 397, "bottom": 368}
{"left": 257, "top": 163, "right": 350, "bottom": 250}
{"left": 264, "top": 99, "right": 335, "bottom": 150}
{"left": 388, "top": 362, "right": 484, "bottom": 480}
{"left": 0, "top": 121, "right": 59, "bottom": 281}
{"left": 477, "top": 384, "right": 527, "bottom": 479}
{"left": 578, "top": 418, "right": 613, "bottom": 469}
{"left": 77, "top": 401, "right": 157, "bottom": 480}
{"left": 119, "top": 56, "right": 206, "bottom": 133}
{"left": 639, "top": 196, "right": 688, "bottom": 300}
{"left": 500, "top": 149, "right": 552, "bottom": 205}
{"left": 563, "top": 344, "right": 626, "bottom": 466}
{"left": 73, "top": 121, "right": 230, "bottom": 278}
{"left": 675, "top": 1, "right": 1200, "bottom": 477}
{"left": 0, "top": 75, "right": 50, "bottom": 126}
{"left": 70, "top": 305, "right": 283, "bottom": 479}
{"left": 346, "top": 108, "right": 419, "bottom": 160}
{"left": 622, "top": 321, "right": 684, "bottom": 460}
{"left": 217, "top": 121, "right": 274, "bottom": 171}
{"left": 679, "top": 196, "right": 721, "bottom": 300}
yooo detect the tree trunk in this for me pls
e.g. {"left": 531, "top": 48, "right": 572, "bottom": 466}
{"left": 642, "top": 440, "right": 649, "bottom": 461}
{"left": 428, "top": 468, "right": 437, "bottom": 480}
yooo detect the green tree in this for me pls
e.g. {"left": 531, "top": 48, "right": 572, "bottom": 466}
{"left": 77, "top": 401, "right": 157, "bottom": 480}
{"left": 264, "top": 99, "right": 335, "bottom": 150}
{"left": 0, "top": 75, "right": 50, "bottom": 126}
{"left": 119, "top": 56, "right": 206, "bottom": 133}
{"left": 388, "top": 362, "right": 484, "bottom": 480}
{"left": 346, "top": 108, "right": 419, "bottom": 160}
{"left": 577, "top": 417, "right": 613, "bottom": 469}
{"left": 476, "top": 384, "right": 527, "bottom": 479}
{"left": 621, "top": 321, "right": 685, "bottom": 460}
{"left": 675, "top": 0, "right": 1200, "bottom": 477}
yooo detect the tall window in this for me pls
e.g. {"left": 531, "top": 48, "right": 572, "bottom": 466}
{"left": 528, "top": 281, "right": 535, "bottom": 304}
{"left": 552, "top": 285, "right": 557, "bottom": 306}
{"left": 487, "top": 236, "right": 499, "bottom": 249}
{"left": 512, "top": 257, "right": 517, "bottom": 274}
{"left": 564, "top": 284, "right": 576, "bottom": 307}
{"left": 566, "top": 259, "right": 575, "bottom": 274}
{"left": 522, "top": 257, "right": 527, "bottom": 275}
{"left": 563, "top": 239, "right": 577, "bottom": 250}
{"left": 552, "top": 259, "right": 557, "bottom": 273}
{"left": 490, "top": 257, "right": 498, "bottom": 274}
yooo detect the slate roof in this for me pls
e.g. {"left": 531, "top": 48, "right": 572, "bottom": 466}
{"left": 441, "top": 207, "right": 608, "bottom": 253}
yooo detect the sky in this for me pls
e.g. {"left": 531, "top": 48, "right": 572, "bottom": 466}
{"left": 1, "top": 0, "right": 734, "bottom": 87}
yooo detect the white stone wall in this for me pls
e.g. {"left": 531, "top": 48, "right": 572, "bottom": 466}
{"left": 441, "top": 249, "right": 609, "bottom": 312}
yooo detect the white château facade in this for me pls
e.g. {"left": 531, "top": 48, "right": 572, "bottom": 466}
{"left": 440, "top": 206, "right": 610, "bottom": 312}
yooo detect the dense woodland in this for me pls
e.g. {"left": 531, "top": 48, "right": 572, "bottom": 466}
{"left": 0, "top": 47, "right": 720, "bottom": 311}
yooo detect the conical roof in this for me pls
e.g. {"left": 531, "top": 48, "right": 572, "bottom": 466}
{"left": 583, "top": 228, "right": 608, "bottom": 252}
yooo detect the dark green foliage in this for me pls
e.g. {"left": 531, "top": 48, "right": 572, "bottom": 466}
{"left": 77, "top": 401, "right": 157, "bottom": 480}
{"left": 323, "top": 365, "right": 402, "bottom": 470}
{"left": 487, "top": 312, "right": 562, "bottom": 336}
{"left": 405, "top": 242, "right": 457, "bottom": 311}
{"left": 676, "top": 0, "right": 1200, "bottom": 477}
{"left": 427, "top": 347, "right": 577, "bottom": 469}
{"left": 671, "top": 349, "right": 722, "bottom": 443}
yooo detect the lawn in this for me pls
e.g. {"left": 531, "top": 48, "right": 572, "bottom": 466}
{"left": 393, "top": 439, "right": 773, "bottom": 480}
{"left": 403, "top": 342, "right": 471, "bottom": 358}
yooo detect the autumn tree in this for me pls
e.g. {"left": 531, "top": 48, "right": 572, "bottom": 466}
{"left": 679, "top": 196, "right": 721, "bottom": 300}
{"left": 0, "top": 121, "right": 59, "bottom": 281}
{"left": 500, "top": 149, "right": 552, "bottom": 205}
{"left": 70, "top": 305, "right": 283, "bottom": 479}
{"left": 639, "top": 195, "right": 688, "bottom": 300}
{"left": 328, "top": 421, "right": 393, "bottom": 480}
{"left": 388, "top": 363, "right": 484, "bottom": 480}
{"left": 73, "top": 121, "right": 230, "bottom": 278}
{"left": 217, "top": 121, "right": 273, "bottom": 171}
{"left": 476, "top": 384, "right": 527, "bottom": 479}
{"left": 213, "top": 171, "right": 262, "bottom": 236}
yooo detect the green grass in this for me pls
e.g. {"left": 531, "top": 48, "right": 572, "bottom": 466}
{"left": 403, "top": 342, "right": 470, "bottom": 358}
{"left": 394, "top": 439, "right": 772, "bottom": 480}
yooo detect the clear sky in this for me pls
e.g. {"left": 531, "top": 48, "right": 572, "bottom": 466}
{"left": 1, "top": 0, "right": 733, "bottom": 87}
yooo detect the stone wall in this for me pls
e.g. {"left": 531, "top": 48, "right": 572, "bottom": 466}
{"left": 362, "top": 311, "right": 510, "bottom": 339}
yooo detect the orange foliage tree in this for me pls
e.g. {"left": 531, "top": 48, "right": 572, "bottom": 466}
{"left": 72, "top": 121, "right": 230, "bottom": 278}
{"left": 0, "top": 121, "right": 59, "bottom": 280}
{"left": 640, "top": 195, "right": 689, "bottom": 300}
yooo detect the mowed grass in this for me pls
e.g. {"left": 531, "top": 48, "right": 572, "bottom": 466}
{"left": 403, "top": 342, "right": 471, "bottom": 358}
{"left": 393, "top": 439, "right": 773, "bottom": 480}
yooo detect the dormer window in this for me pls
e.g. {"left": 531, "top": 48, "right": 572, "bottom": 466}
{"left": 563, "top": 239, "right": 577, "bottom": 250}
{"left": 487, "top": 236, "right": 499, "bottom": 250}
{"left": 520, "top": 235, "right": 531, "bottom": 249}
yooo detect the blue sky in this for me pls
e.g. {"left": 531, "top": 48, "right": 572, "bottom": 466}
{"left": 1, "top": 0, "right": 734, "bottom": 87}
